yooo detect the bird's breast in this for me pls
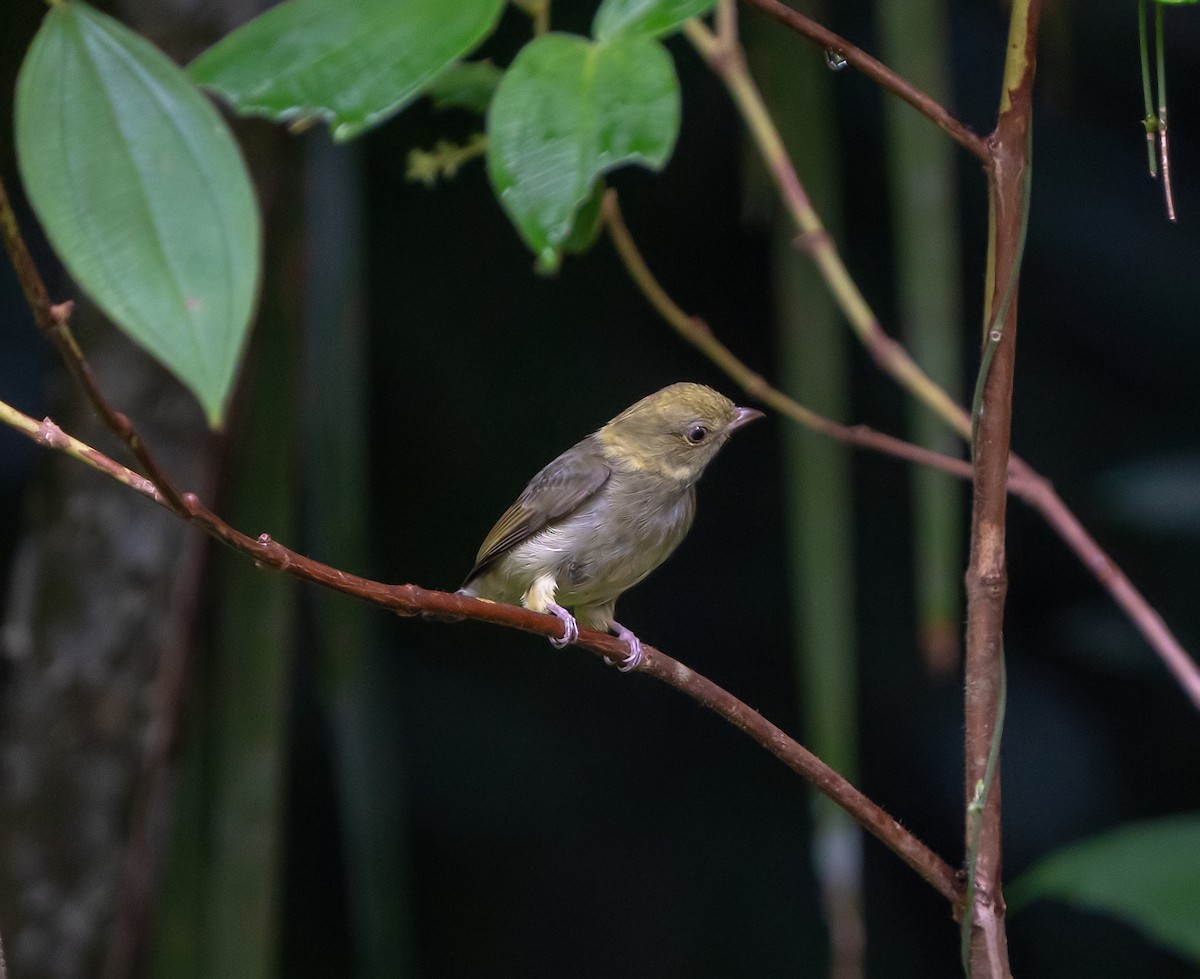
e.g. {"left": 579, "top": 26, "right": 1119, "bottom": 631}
{"left": 473, "top": 476, "right": 695, "bottom": 608}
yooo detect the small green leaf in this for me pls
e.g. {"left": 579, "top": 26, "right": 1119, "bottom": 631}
{"left": 189, "top": 0, "right": 505, "bottom": 141}
{"left": 15, "top": 1, "right": 260, "bottom": 426}
{"left": 487, "top": 33, "right": 679, "bottom": 271}
{"left": 593, "top": 0, "right": 718, "bottom": 41}
{"left": 427, "top": 60, "right": 503, "bottom": 114}
{"left": 1008, "top": 813, "right": 1200, "bottom": 965}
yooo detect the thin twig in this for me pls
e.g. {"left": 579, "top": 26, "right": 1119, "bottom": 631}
{"left": 684, "top": 15, "right": 971, "bottom": 441}
{"left": 1154, "top": 3, "right": 1177, "bottom": 222}
{"left": 601, "top": 190, "right": 985, "bottom": 486}
{"left": 0, "top": 176, "right": 190, "bottom": 514}
{"left": 0, "top": 393, "right": 962, "bottom": 905}
{"left": 1007, "top": 459, "right": 1200, "bottom": 705}
{"left": 738, "top": 0, "right": 989, "bottom": 164}
{"left": 610, "top": 180, "right": 1200, "bottom": 735}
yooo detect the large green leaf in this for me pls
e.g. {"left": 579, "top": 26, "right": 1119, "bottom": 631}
{"left": 1008, "top": 813, "right": 1200, "bottom": 965}
{"left": 15, "top": 1, "right": 260, "bottom": 427}
{"left": 487, "top": 33, "right": 679, "bottom": 272}
{"left": 189, "top": 0, "right": 505, "bottom": 141}
{"left": 593, "top": 0, "right": 718, "bottom": 41}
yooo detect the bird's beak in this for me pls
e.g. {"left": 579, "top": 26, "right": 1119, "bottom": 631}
{"left": 729, "top": 405, "right": 766, "bottom": 432}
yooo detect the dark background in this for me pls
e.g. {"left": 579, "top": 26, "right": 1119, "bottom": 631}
{"left": 2, "top": 0, "right": 1199, "bottom": 975}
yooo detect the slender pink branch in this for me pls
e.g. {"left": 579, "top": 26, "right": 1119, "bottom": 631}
{"left": 1009, "top": 460, "right": 1200, "bottom": 705}
{"left": 739, "top": 0, "right": 990, "bottom": 164}
{"left": 605, "top": 187, "right": 1200, "bottom": 711}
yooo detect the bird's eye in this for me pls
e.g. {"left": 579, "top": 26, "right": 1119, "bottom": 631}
{"left": 685, "top": 425, "right": 709, "bottom": 444}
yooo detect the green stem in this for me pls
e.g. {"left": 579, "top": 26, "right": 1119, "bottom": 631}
{"left": 970, "top": 128, "right": 1033, "bottom": 454}
{"left": 683, "top": 15, "right": 970, "bottom": 441}
{"left": 1139, "top": 0, "right": 1158, "bottom": 176}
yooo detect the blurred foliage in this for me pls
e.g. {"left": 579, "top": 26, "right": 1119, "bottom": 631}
{"left": 1009, "top": 813, "right": 1200, "bottom": 966}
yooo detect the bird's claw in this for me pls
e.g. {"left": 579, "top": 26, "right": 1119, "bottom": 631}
{"left": 548, "top": 604, "right": 578, "bottom": 648}
{"left": 604, "top": 625, "right": 644, "bottom": 672}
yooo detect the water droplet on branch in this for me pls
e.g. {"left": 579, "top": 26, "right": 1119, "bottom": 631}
{"left": 825, "top": 48, "right": 848, "bottom": 71}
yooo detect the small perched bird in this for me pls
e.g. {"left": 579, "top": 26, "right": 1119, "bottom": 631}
{"left": 460, "top": 382, "right": 763, "bottom": 671}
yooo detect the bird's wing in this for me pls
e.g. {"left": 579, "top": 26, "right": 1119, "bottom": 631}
{"left": 465, "top": 438, "right": 612, "bottom": 583}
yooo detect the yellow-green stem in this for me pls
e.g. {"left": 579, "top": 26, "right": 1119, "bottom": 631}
{"left": 683, "top": 16, "right": 971, "bottom": 442}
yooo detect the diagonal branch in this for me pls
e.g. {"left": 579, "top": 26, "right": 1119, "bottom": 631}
{"left": 0, "top": 177, "right": 190, "bottom": 515}
{"left": 0, "top": 394, "right": 962, "bottom": 906}
{"left": 601, "top": 189, "right": 984, "bottom": 486}
{"left": 605, "top": 182, "right": 1200, "bottom": 710}
{"left": 739, "top": 0, "right": 990, "bottom": 163}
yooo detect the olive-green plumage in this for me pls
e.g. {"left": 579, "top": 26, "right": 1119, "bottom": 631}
{"left": 461, "top": 382, "right": 762, "bottom": 670}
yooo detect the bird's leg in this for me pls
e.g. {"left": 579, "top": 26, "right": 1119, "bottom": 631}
{"left": 523, "top": 574, "right": 577, "bottom": 647}
{"left": 580, "top": 603, "right": 644, "bottom": 672}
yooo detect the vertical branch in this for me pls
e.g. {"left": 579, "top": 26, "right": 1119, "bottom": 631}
{"left": 963, "top": 0, "right": 1041, "bottom": 974}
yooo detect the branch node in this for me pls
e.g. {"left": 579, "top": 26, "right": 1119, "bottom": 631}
{"left": 36, "top": 416, "right": 64, "bottom": 447}
{"left": 793, "top": 228, "right": 832, "bottom": 255}
{"left": 49, "top": 299, "right": 75, "bottom": 323}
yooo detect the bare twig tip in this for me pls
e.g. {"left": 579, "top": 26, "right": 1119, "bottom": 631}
{"left": 744, "top": 374, "right": 771, "bottom": 401}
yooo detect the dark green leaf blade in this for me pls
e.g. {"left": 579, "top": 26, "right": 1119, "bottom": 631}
{"left": 486, "top": 33, "right": 680, "bottom": 271}
{"left": 189, "top": 0, "right": 505, "bottom": 141}
{"left": 1008, "top": 813, "right": 1200, "bottom": 965}
{"left": 561, "top": 180, "right": 607, "bottom": 254}
{"left": 15, "top": 1, "right": 260, "bottom": 426}
{"left": 593, "top": 0, "right": 717, "bottom": 41}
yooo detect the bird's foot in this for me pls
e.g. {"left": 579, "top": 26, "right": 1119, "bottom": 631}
{"left": 547, "top": 603, "right": 579, "bottom": 648}
{"left": 603, "top": 623, "right": 643, "bottom": 672}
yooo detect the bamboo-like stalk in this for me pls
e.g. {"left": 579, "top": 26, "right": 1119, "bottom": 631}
{"left": 744, "top": 11, "right": 864, "bottom": 974}
{"left": 878, "top": 0, "right": 965, "bottom": 676}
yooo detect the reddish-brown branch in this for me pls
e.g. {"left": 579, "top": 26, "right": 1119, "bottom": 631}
{"left": 0, "top": 179, "right": 190, "bottom": 514}
{"left": 739, "top": 0, "right": 990, "bottom": 164}
{"left": 2, "top": 397, "right": 962, "bottom": 905}
{"left": 962, "top": 2, "right": 1043, "bottom": 973}
{"left": 0, "top": 170, "right": 961, "bottom": 905}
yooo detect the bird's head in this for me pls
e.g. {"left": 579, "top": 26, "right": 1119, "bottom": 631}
{"left": 597, "top": 382, "right": 764, "bottom": 483}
